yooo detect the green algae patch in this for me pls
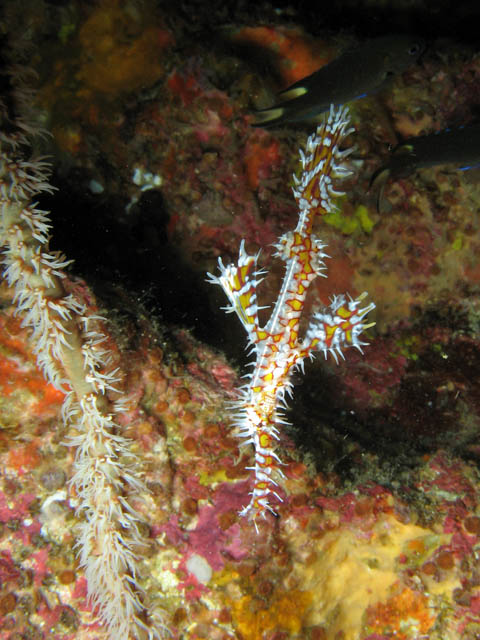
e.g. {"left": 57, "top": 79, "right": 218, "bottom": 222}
{"left": 324, "top": 203, "right": 376, "bottom": 234}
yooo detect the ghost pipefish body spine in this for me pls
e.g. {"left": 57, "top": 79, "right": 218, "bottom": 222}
{"left": 207, "top": 105, "right": 376, "bottom": 529}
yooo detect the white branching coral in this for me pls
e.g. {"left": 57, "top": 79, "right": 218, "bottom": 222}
{"left": 0, "top": 82, "right": 167, "bottom": 638}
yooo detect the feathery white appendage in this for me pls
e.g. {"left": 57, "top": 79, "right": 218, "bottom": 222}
{"left": 1, "top": 114, "right": 169, "bottom": 637}
{"left": 67, "top": 393, "right": 155, "bottom": 638}
{"left": 63, "top": 329, "right": 169, "bottom": 638}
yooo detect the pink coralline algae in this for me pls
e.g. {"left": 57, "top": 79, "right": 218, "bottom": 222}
{"left": 1, "top": 298, "right": 480, "bottom": 638}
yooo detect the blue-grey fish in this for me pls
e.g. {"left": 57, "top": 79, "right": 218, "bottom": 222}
{"left": 253, "top": 35, "right": 424, "bottom": 127}
{"left": 371, "top": 123, "right": 480, "bottom": 187}
{"left": 370, "top": 123, "right": 480, "bottom": 210}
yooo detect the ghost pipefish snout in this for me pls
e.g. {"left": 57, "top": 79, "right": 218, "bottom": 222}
{"left": 370, "top": 122, "right": 480, "bottom": 209}
{"left": 252, "top": 34, "right": 424, "bottom": 128}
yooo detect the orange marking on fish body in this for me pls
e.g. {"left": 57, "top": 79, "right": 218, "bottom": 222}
{"left": 208, "top": 106, "right": 375, "bottom": 526}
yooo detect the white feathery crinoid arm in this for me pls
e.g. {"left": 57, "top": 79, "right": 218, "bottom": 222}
{"left": 1, "top": 90, "right": 170, "bottom": 638}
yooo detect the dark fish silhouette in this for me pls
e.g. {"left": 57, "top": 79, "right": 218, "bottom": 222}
{"left": 372, "top": 123, "right": 480, "bottom": 182}
{"left": 253, "top": 35, "right": 424, "bottom": 128}
{"left": 370, "top": 123, "right": 480, "bottom": 209}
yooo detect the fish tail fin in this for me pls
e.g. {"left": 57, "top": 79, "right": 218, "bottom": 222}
{"left": 251, "top": 106, "right": 287, "bottom": 127}
{"left": 251, "top": 103, "right": 329, "bottom": 128}
{"left": 277, "top": 85, "right": 308, "bottom": 101}
{"left": 369, "top": 165, "right": 391, "bottom": 191}
{"left": 369, "top": 165, "right": 391, "bottom": 213}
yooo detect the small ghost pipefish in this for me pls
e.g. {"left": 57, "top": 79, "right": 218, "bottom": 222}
{"left": 207, "top": 105, "right": 376, "bottom": 528}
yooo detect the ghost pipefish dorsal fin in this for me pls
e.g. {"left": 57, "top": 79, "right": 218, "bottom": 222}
{"left": 251, "top": 34, "right": 424, "bottom": 128}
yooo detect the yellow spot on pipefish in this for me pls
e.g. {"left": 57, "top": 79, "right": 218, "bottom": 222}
{"left": 337, "top": 305, "right": 353, "bottom": 319}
